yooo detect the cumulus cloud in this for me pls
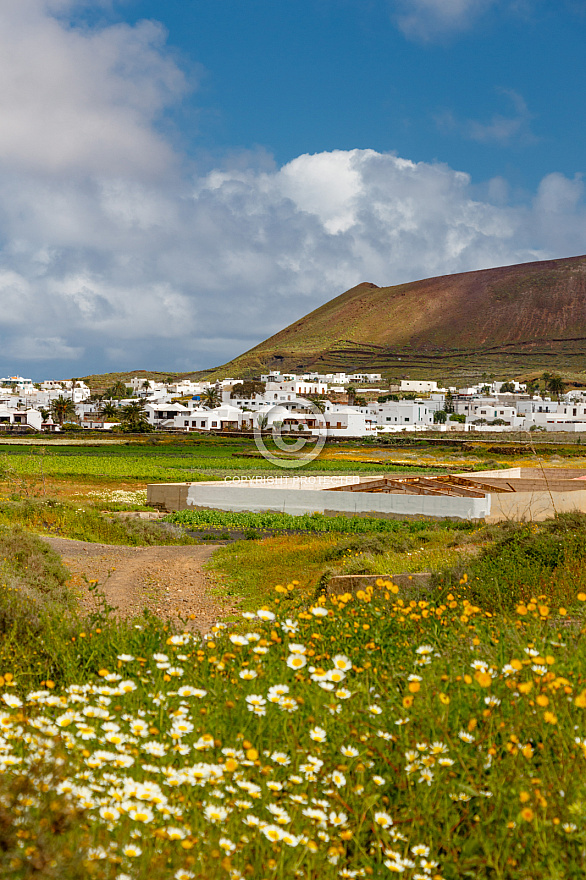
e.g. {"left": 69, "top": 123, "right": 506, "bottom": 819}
{"left": 0, "top": 0, "right": 186, "bottom": 177}
{"left": 0, "top": 2, "right": 585, "bottom": 378}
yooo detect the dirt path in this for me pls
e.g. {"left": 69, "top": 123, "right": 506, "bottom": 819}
{"left": 42, "top": 537, "right": 231, "bottom": 632}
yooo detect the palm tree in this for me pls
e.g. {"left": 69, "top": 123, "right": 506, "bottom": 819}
{"left": 120, "top": 399, "right": 151, "bottom": 432}
{"left": 307, "top": 395, "right": 327, "bottom": 413}
{"left": 106, "top": 379, "right": 128, "bottom": 399}
{"left": 546, "top": 375, "right": 566, "bottom": 401}
{"left": 50, "top": 395, "right": 77, "bottom": 426}
{"left": 201, "top": 386, "right": 221, "bottom": 409}
{"left": 99, "top": 401, "right": 120, "bottom": 420}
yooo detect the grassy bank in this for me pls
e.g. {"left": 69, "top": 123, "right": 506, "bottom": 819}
{"left": 2, "top": 540, "right": 586, "bottom": 878}
{"left": 0, "top": 498, "right": 197, "bottom": 546}
{"left": 1, "top": 515, "right": 586, "bottom": 876}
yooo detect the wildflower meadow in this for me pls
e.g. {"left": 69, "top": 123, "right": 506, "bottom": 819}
{"left": 2, "top": 577, "right": 586, "bottom": 879}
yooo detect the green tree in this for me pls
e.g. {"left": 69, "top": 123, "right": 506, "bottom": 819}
{"left": 99, "top": 401, "right": 120, "bottom": 420}
{"left": 500, "top": 381, "right": 516, "bottom": 393}
{"left": 201, "top": 387, "right": 221, "bottom": 409}
{"left": 433, "top": 410, "right": 447, "bottom": 424}
{"left": 444, "top": 390, "right": 454, "bottom": 413}
{"left": 346, "top": 385, "right": 357, "bottom": 406}
{"left": 546, "top": 375, "right": 566, "bottom": 401}
{"left": 50, "top": 396, "right": 77, "bottom": 426}
{"left": 120, "top": 400, "right": 151, "bottom": 433}
{"left": 106, "top": 380, "right": 129, "bottom": 400}
{"left": 306, "top": 395, "right": 328, "bottom": 413}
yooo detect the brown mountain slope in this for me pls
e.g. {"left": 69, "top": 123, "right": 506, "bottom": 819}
{"left": 220, "top": 254, "right": 586, "bottom": 381}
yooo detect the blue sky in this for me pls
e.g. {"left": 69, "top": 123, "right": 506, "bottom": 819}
{"left": 96, "top": 0, "right": 586, "bottom": 192}
{"left": 0, "top": 0, "right": 584, "bottom": 377}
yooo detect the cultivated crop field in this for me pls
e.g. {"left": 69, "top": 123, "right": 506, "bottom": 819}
{"left": 0, "top": 438, "right": 446, "bottom": 492}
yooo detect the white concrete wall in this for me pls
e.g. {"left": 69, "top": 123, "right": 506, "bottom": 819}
{"left": 184, "top": 479, "right": 490, "bottom": 521}
{"left": 486, "top": 490, "right": 586, "bottom": 523}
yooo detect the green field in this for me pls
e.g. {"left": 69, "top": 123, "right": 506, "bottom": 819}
{"left": 0, "top": 437, "right": 452, "bottom": 488}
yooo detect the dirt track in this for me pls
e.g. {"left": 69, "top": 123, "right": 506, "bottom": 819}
{"left": 42, "top": 537, "right": 230, "bottom": 632}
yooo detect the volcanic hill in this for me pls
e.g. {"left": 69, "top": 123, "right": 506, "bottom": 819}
{"left": 218, "top": 254, "right": 586, "bottom": 382}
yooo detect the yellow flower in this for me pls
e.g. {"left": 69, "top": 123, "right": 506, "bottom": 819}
{"left": 408, "top": 681, "right": 420, "bottom": 694}
{"left": 474, "top": 671, "right": 492, "bottom": 688}
{"left": 521, "top": 808, "right": 534, "bottom": 822}
{"left": 518, "top": 681, "right": 533, "bottom": 694}
{"left": 536, "top": 695, "right": 549, "bottom": 707}
{"left": 402, "top": 696, "right": 414, "bottom": 708}
{"left": 543, "top": 711, "right": 557, "bottom": 725}
{"left": 516, "top": 604, "right": 528, "bottom": 615}
{"left": 439, "top": 693, "right": 450, "bottom": 705}
{"left": 578, "top": 593, "right": 586, "bottom": 602}
{"left": 519, "top": 791, "right": 530, "bottom": 803}
{"left": 575, "top": 690, "right": 586, "bottom": 708}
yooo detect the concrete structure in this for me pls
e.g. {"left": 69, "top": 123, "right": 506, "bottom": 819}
{"left": 148, "top": 474, "right": 490, "bottom": 520}
{"left": 371, "top": 401, "right": 434, "bottom": 428}
{"left": 399, "top": 380, "right": 438, "bottom": 394}
{"left": 148, "top": 467, "right": 586, "bottom": 523}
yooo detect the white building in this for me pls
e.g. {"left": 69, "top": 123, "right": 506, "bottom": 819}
{"left": 0, "top": 406, "right": 42, "bottom": 431}
{"left": 399, "top": 380, "right": 438, "bottom": 394}
{"left": 145, "top": 402, "right": 190, "bottom": 429}
{"left": 370, "top": 401, "right": 434, "bottom": 428}
{"left": 348, "top": 373, "right": 382, "bottom": 384}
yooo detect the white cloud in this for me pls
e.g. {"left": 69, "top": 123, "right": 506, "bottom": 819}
{"left": 393, "top": 0, "right": 496, "bottom": 41}
{"left": 0, "top": 0, "right": 186, "bottom": 177}
{"left": 437, "top": 90, "right": 536, "bottom": 145}
{"left": 0, "top": 3, "right": 585, "bottom": 376}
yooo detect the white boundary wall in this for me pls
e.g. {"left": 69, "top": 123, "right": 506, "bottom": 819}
{"left": 183, "top": 477, "right": 490, "bottom": 521}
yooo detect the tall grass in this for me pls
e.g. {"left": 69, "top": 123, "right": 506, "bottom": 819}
{"left": 0, "top": 499, "right": 197, "bottom": 546}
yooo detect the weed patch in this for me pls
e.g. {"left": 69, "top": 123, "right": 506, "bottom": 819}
{"left": 0, "top": 499, "right": 198, "bottom": 546}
